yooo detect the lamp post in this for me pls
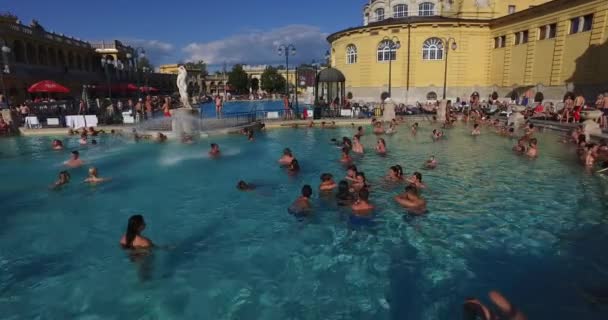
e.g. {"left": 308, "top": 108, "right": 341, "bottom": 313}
{"left": 100, "top": 57, "right": 112, "bottom": 100}
{"left": 115, "top": 59, "right": 124, "bottom": 81}
{"left": 441, "top": 37, "right": 458, "bottom": 100}
{"left": 382, "top": 36, "right": 401, "bottom": 98}
{"left": 142, "top": 66, "right": 150, "bottom": 94}
{"left": 277, "top": 44, "right": 296, "bottom": 99}
{"left": 133, "top": 47, "right": 146, "bottom": 101}
{"left": 0, "top": 40, "right": 11, "bottom": 107}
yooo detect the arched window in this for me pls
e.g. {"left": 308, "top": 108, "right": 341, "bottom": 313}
{"left": 419, "top": 2, "right": 435, "bottom": 16}
{"left": 394, "top": 4, "right": 408, "bottom": 18}
{"left": 426, "top": 91, "right": 438, "bottom": 100}
{"left": 346, "top": 45, "right": 357, "bottom": 64}
{"left": 374, "top": 8, "right": 385, "bottom": 21}
{"left": 422, "top": 38, "right": 444, "bottom": 60}
{"left": 377, "top": 40, "right": 398, "bottom": 62}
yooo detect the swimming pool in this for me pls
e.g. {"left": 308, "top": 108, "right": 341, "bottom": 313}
{"left": 1, "top": 124, "right": 607, "bottom": 319}
{"left": 198, "top": 100, "right": 294, "bottom": 118}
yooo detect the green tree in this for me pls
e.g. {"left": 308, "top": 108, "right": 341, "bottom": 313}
{"left": 228, "top": 64, "right": 249, "bottom": 94}
{"left": 138, "top": 57, "right": 154, "bottom": 71}
{"left": 184, "top": 60, "right": 208, "bottom": 77}
{"left": 261, "top": 66, "right": 286, "bottom": 94}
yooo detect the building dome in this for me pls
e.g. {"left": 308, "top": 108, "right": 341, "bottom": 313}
{"left": 317, "top": 67, "right": 346, "bottom": 82}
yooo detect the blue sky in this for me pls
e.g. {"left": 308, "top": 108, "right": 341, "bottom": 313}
{"left": 7, "top": 0, "right": 363, "bottom": 68}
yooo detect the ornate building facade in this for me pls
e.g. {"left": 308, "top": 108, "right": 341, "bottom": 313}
{"left": 0, "top": 14, "right": 176, "bottom": 103}
{"left": 328, "top": 0, "right": 608, "bottom": 103}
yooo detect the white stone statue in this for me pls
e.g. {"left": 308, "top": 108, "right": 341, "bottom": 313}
{"left": 382, "top": 98, "right": 396, "bottom": 122}
{"left": 177, "top": 66, "right": 192, "bottom": 109}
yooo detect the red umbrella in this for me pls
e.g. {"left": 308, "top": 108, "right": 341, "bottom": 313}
{"left": 28, "top": 80, "right": 70, "bottom": 93}
{"left": 140, "top": 86, "right": 159, "bottom": 93}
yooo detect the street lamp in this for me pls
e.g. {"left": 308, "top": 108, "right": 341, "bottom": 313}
{"left": 442, "top": 37, "right": 458, "bottom": 100}
{"left": 133, "top": 47, "right": 146, "bottom": 101}
{"left": 382, "top": 36, "right": 401, "bottom": 98}
{"left": 0, "top": 40, "right": 11, "bottom": 107}
{"left": 277, "top": 44, "right": 296, "bottom": 98}
{"left": 100, "top": 57, "right": 112, "bottom": 100}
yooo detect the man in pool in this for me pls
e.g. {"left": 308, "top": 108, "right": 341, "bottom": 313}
{"left": 351, "top": 188, "right": 374, "bottom": 215}
{"left": 336, "top": 180, "right": 355, "bottom": 206}
{"left": 52, "top": 139, "right": 64, "bottom": 150}
{"left": 472, "top": 124, "right": 481, "bottom": 136}
{"left": 341, "top": 147, "right": 353, "bottom": 164}
{"left": 345, "top": 165, "right": 358, "bottom": 183}
{"left": 279, "top": 148, "right": 295, "bottom": 166}
{"left": 395, "top": 185, "right": 427, "bottom": 214}
{"left": 65, "top": 151, "right": 84, "bottom": 168}
{"left": 52, "top": 171, "right": 70, "bottom": 189}
{"left": 425, "top": 156, "right": 438, "bottom": 169}
{"left": 407, "top": 172, "right": 427, "bottom": 189}
{"left": 288, "top": 159, "right": 300, "bottom": 174}
{"left": 288, "top": 185, "right": 313, "bottom": 216}
{"left": 411, "top": 122, "right": 419, "bottom": 135}
{"left": 463, "top": 291, "right": 527, "bottom": 320}
{"left": 526, "top": 138, "right": 538, "bottom": 158}
{"left": 237, "top": 180, "right": 256, "bottom": 191}
{"left": 209, "top": 143, "right": 221, "bottom": 157}
{"left": 512, "top": 139, "right": 526, "bottom": 154}
{"left": 84, "top": 167, "right": 109, "bottom": 184}
{"left": 319, "top": 173, "right": 338, "bottom": 191}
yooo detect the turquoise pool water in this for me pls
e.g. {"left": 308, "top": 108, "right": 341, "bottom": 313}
{"left": 199, "top": 100, "right": 289, "bottom": 118}
{"left": 1, "top": 124, "right": 608, "bottom": 319}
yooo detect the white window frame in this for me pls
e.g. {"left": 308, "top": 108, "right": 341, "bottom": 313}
{"left": 377, "top": 40, "right": 397, "bottom": 62}
{"left": 374, "top": 8, "right": 385, "bottom": 21}
{"left": 422, "top": 38, "right": 444, "bottom": 61}
{"left": 418, "top": 2, "right": 435, "bottom": 16}
{"left": 393, "top": 4, "right": 408, "bottom": 18}
{"left": 346, "top": 45, "right": 357, "bottom": 64}
{"left": 508, "top": 5, "right": 516, "bottom": 14}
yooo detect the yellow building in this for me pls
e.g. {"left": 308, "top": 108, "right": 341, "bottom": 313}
{"left": 329, "top": 0, "right": 608, "bottom": 103}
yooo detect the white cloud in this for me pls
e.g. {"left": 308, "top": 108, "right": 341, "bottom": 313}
{"left": 182, "top": 25, "right": 329, "bottom": 66}
{"left": 119, "top": 38, "right": 176, "bottom": 65}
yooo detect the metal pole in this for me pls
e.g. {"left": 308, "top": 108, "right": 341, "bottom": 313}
{"left": 105, "top": 65, "right": 112, "bottom": 100}
{"left": 388, "top": 53, "right": 392, "bottom": 97}
{"left": 295, "top": 67, "right": 299, "bottom": 118}
{"left": 285, "top": 54, "right": 289, "bottom": 98}
{"left": 443, "top": 40, "right": 449, "bottom": 100}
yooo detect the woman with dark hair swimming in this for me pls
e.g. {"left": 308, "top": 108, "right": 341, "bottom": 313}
{"left": 387, "top": 165, "right": 404, "bottom": 182}
{"left": 376, "top": 138, "right": 387, "bottom": 154}
{"left": 341, "top": 147, "right": 353, "bottom": 164}
{"left": 120, "top": 215, "right": 153, "bottom": 249}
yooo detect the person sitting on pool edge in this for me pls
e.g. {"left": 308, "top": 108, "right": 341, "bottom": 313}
{"left": 351, "top": 188, "right": 374, "bottom": 215}
{"left": 425, "top": 156, "right": 438, "bottom": 169}
{"left": 236, "top": 180, "right": 256, "bottom": 191}
{"left": 84, "top": 167, "right": 109, "bottom": 184}
{"left": 52, "top": 139, "right": 64, "bottom": 150}
{"left": 120, "top": 214, "right": 153, "bottom": 249}
{"left": 288, "top": 159, "right": 300, "bottom": 174}
{"left": 52, "top": 170, "right": 71, "bottom": 189}
{"left": 319, "top": 173, "right": 337, "bottom": 191}
{"left": 336, "top": 180, "right": 355, "bottom": 206}
{"left": 526, "top": 138, "right": 538, "bottom": 158}
{"left": 394, "top": 185, "right": 427, "bottom": 215}
{"left": 472, "top": 123, "right": 481, "bottom": 136}
{"left": 288, "top": 185, "right": 313, "bottom": 216}
{"left": 65, "top": 151, "right": 84, "bottom": 168}
{"left": 209, "top": 143, "right": 220, "bottom": 157}
{"left": 341, "top": 147, "right": 353, "bottom": 164}
{"left": 376, "top": 138, "right": 387, "bottom": 154}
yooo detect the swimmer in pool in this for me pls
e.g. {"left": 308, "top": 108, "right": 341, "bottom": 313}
{"left": 209, "top": 143, "right": 220, "bottom": 157}
{"left": 247, "top": 130, "right": 255, "bottom": 141}
{"left": 463, "top": 291, "right": 527, "bottom": 320}
{"left": 79, "top": 133, "right": 88, "bottom": 145}
{"left": 65, "top": 151, "right": 84, "bottom": 168}
{"left": 155, "top": 132, "right": 168, "bottom": 143}
{"left": 351, "top": 188, "right": 374, "bottom": 215}
{"left": 376, "top": 138, "right": 387, "bottom": 154}
{"left": 84, "top": 167, "right": 109, "bottom": 184}
{"left": 336, "top": 180, "right": 355, "bottom": 206}
{"left": 394, "top": 185, "right": 427, "bottom": 214}
{"left": 342, "top": 137, "right": 353, "bottom": 150}
{"left": 512, "top": 138, "right": 526, "bottom": 154}
{"left": 289, "top": 185, "right": 313, "bottom": 215}
{"left": 526, "top": 138, "right": 538, "bottom": 158}
{"left": 351, "top": 172, "right": 369, "bottom": 192}
{"left": 237, "top": 180, "right": 256, "bottom": 191}
{"left": 279, "top": 148, "right": 295, "bottom": 165}
{"left": 373, "top": 121, "right": 384, "bottom": 134}
{"left": 357, "top": 126, "right": 364, "bottom": 136}
{"left": 387, "top": 165, "right": 404, "bottom": 182}
{"left": 308, "top": 120, "right": 315, "bottom": 128}
{"left": 407, "top": 172, "right": 427, "bottom": 189}
{"left": 584, "top": 143, "right": 599, "bottom": 167}
{"left": 181, "top": 135, "right": 194, "bottom": 144}
{"left": 472, "top": 123, "right": 481, "bottom": 136}
{"left": 425, "top": 156, "right": 438, "bottom": 169}
{"left": 52, "top": 139, "right": 64, "bottom": 150}
{"left": 411, "top": 122, "right": 419, "bottom": 135}
{"left": 341, "top": 147, "right": 353, "bottom": 164}
{"left": 345, "top": 165, "right": 358, "bottom": 183}
{"left": 288, "top": 159, "right": 300, "bottom": 174}
{"left": 352, "top": 135, "right": 364, "bottom": 154}
{"left": 319, "top": 173, "right": 338, "bottom": 191}
{"left": 52, "top": 170, "right": 71, "bottom": 189}
{"left": 432, "top": 129, "right": 444, "bottom": 140}
{"left": 385, "top": 122, "right": 396, "bottom": 134}
{"left": 120, "top": 214, "right": 153, "bottom": 249}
